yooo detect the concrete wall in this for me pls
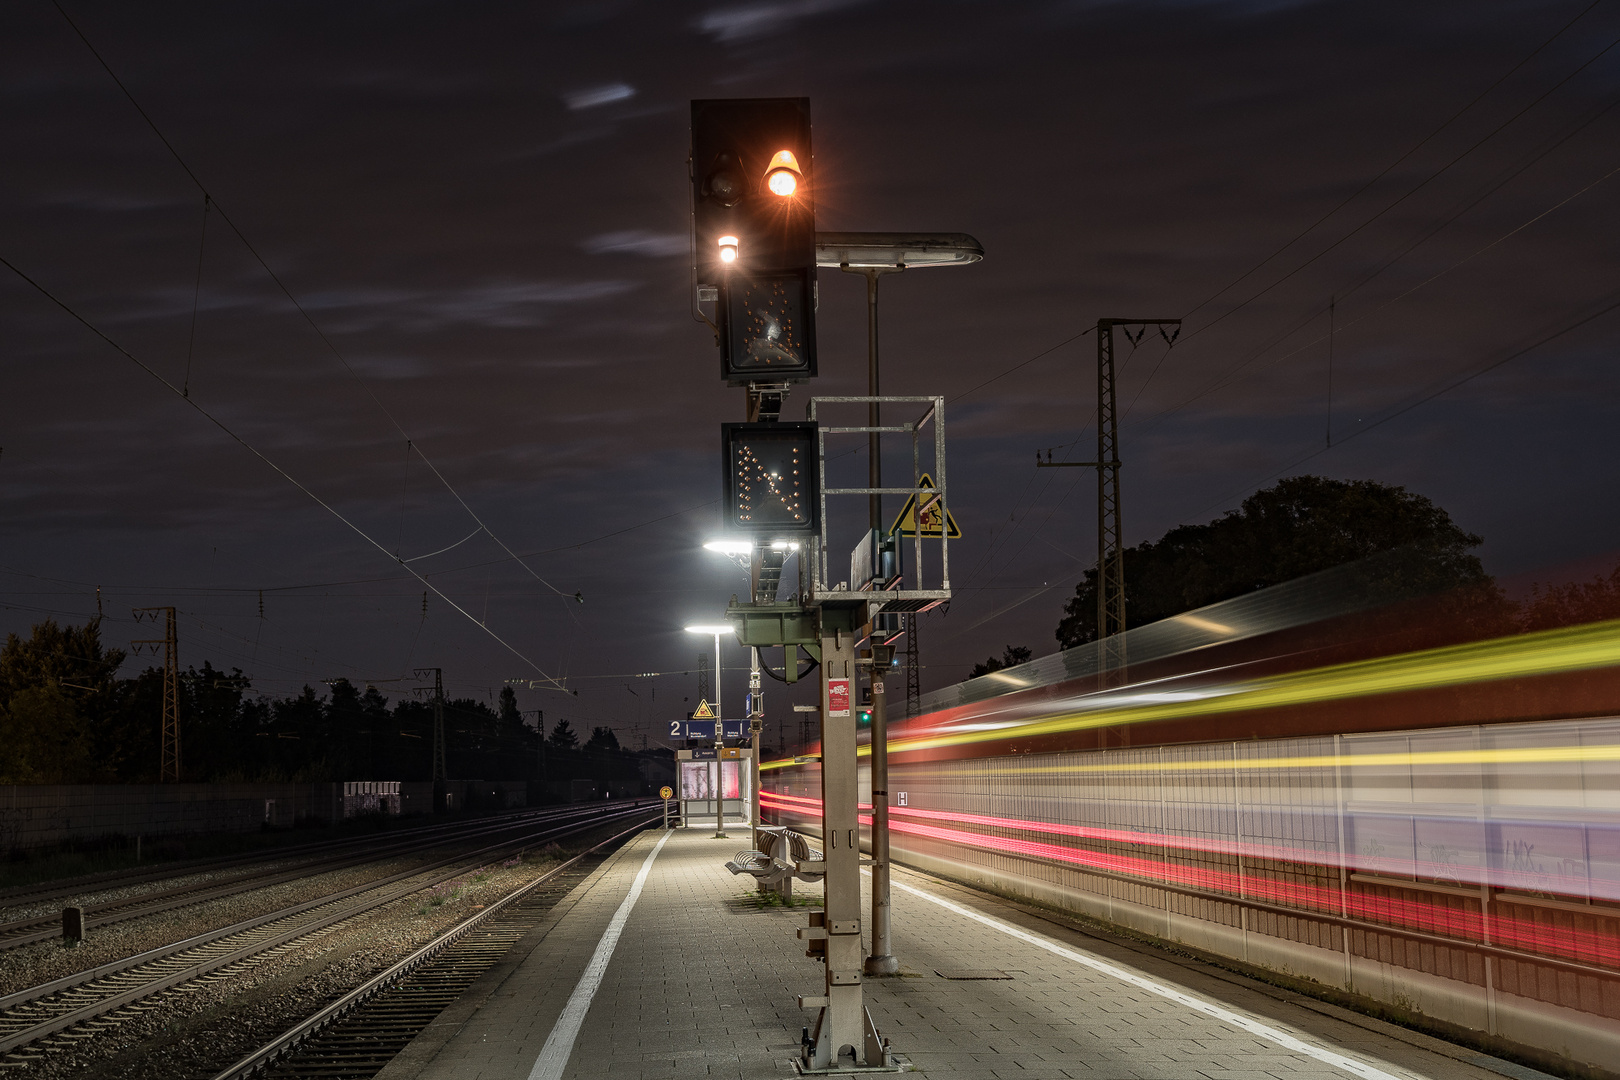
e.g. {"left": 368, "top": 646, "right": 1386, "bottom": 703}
{"left": 0, "top": 783, "right": 341, "bottom": 854}
{"left": 0, "top": 777, "right": 529, "bottom": 854}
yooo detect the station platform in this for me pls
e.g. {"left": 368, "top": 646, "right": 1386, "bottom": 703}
{"left": 374, "top": 826, "right": 1552, "bottom": 1080}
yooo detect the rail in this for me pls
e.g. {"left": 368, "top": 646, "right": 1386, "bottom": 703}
{"left": 208, "top": 811, "right": 662, "bottom": 1079}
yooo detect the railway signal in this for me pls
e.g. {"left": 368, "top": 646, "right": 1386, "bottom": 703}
{"left": 690, "top": 97, "right": 818, "bottom": 386}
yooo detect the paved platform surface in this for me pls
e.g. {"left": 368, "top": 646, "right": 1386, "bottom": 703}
{"left": 374, "top": 826, "right": 1552, "bottom": 1080}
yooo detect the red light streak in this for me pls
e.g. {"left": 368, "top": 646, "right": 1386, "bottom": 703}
{"left": 758, "top": 791, "right": 1620, "bottom": 966}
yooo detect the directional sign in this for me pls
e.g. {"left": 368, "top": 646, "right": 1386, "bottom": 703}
{"left": 722, "top": 719, "right": 748, "bottom": 740}
{"left": 888, "top": 473, "right": 962, "bottom": 539}
{"left": 669, "top": 718, "right": 718, "bottom": 740}
{"left": 660, "top": 785, "right": 674, "bottom": 800}
{"left": 692, "top": 699, "right": 716, "bottom": 719}
{"left": 690, "top": 747, "right": 718, "bottom": 760}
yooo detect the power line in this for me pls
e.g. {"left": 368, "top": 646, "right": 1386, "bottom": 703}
{"left": 1179, "top": 0, "right": 1609, "bottom": 335}
{"left": 1182, "top": 290, "right": 1620, "bottom": 524}
{"left": 50, "top": 0, "right": 578, "bottom": 606}
{"left": 932, "top": 3, "right": 1608, "bottom": 429}
{"left": 0, "top": 250, "right": 570, "bottom": 693}
{"left": 1140, "top": 128, "right": 1620, "bottom": 434}
{"left": 1113, "top": 7, "right": 1620, "bottom": 422}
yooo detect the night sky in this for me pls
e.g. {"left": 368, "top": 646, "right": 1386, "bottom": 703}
{"left": 4, "top": 0, "right": 1618, "bottom": 748}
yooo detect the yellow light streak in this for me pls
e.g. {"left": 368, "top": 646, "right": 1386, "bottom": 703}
{"left": 757, "top": 618, "right": 1620, "bottom": 769}
{"left": 1174, "top": 614, "right": 1236, "bottom": 635}
{"left": 884, "top": 618, "right": 1620, "bottom": 757}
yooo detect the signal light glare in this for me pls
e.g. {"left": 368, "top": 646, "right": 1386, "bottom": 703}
{"left": 764, "top": 149, "right": 802, "bottom": 197}
{"left": 718, "top": 235, "right": 739, "bottom": 263}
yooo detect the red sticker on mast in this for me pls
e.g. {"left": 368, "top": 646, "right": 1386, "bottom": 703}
{"left": 827, "top": 678, "right": 851, "bottom": 717}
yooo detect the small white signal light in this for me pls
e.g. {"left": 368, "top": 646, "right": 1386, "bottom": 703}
{"left": 764, "top": 149, "right": 802, "bottom": 197}
{"left": 718, "top": 235, "right": 739, "bottom": 263}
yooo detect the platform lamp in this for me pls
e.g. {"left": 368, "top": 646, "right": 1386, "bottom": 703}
{"left": 703, "top": 539, "right": 758, "bottom": 848}
{"left": 684, "top": 623, "right": 734, "bottom": 838}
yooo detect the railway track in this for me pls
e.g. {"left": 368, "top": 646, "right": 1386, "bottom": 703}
{"left": 212, "top": 815, "right": 660, "bottom": 1080}
{"left": 0, "top": 803, "right": 631, "bottom": 952}
{"left": 0, "top": 803, "right": 595, "bottom": 913}
{"left": 0, "top": 803, "right": 655, "bottom": 1071}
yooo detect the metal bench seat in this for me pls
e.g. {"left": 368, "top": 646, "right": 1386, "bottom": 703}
{"left": 724, "top": 827, "right": 824, "bottom": 897}
{"left": 725, "top": 850, "right": 778, "bottom": 877}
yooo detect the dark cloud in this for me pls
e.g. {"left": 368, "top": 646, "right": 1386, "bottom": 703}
{"left": 563, "top": 82, "right": 637, "bottom": 110}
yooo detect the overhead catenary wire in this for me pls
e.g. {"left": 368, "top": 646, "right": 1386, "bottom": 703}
{"left": 1142, "top": 138, "right": 1620, "bottom": 434}
{"left": 1178, "top": 0, "right": 1612, "bottom": 338}
{"left": 929, "top": 2, "right": 1605, "bottom": 424}
{"left": 0, "top": 251, "right": 570, "bottom": 694}
{"left": 1181, "top": 290, "right": 1620, "bottom": 526}
{"left": 49, "top": 0, "right": 579, "bottom": 607}
{"left": 1117, "top": 8, "right": 1620, "bottom": 422}
{"left": 934, "top": 26, "right": 1613, "bottom": 614}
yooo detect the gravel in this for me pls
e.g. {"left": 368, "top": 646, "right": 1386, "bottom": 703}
{"left": 16, "top": 853, "right": 568, "bottom": 1080}
{"left": 0, "top": 821, "right": 645, "bottom": 1080}
{"left": 0, "top": 855, "right": 320, "bottom": 926}
{"left": 0, "top": 852, "right": 441, "bottom": 998}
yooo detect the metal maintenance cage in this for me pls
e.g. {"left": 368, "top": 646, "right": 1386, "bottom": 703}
{"left": 807, "top": 395, "right": 950, "bottom": 613}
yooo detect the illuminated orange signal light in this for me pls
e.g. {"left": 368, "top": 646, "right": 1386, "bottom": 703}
{"left": 718, "top": 235, "right": 739, "bottom": 263}
{"left": 764, "top": 149, "right": 802, "bottom": 197}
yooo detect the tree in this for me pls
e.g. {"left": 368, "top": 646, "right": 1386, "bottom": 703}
{"left": 584, "top": 726, "right": 621, "bottom": 753}
{"left": 0, "top": 617, "right": 125, "bottom": 783}
{"left": 547, "top": 716, "right": 579, "bottom": 751}
{"left": 1520, "top": 564, "right": 1620, "bottom": 632}
{"left": 180, "top": 662, "right": 252, "bottom": 780}
{"left": 498, "top": 685, "right": 521, "bottom": 727}
{"left": 969, "top": 645, "right": 1032, "bottom": 680}
{"left": 1057, "top": 476, "right": 1492, "bottom": 648}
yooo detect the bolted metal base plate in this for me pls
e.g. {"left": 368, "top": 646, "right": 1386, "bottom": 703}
{"left": 793, "top": 1060, "right": 910, "bottom": 1075}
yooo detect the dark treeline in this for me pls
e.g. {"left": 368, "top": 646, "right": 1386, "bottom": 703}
{"left": 0, "top": 620, "right": 657, "bottom": 788}
{"left": 977, "top": 477, "right": 1620, "bottom": 680}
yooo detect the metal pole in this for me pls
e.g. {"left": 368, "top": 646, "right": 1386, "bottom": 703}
{"left": 433, "top": 668, "right": 446, "bottom": 782}
{"left": 808, "top": 609, "right": 887, "bottom": 1069}
{"left": 841, "top": 265, "right": 901, "bottom": 532}
{"left": 714, "top": 632, "right": 727, "bottom": 838}
{"left": 1096, "top": 320, "right": 1110, "bottom": 688}
{"left": 865, "top": 269, "right": 883, "bottom": 527}
{"left": 865, "top": 650, "right": 897, "bottom": 974}
{"left": 849, "top": 264, "right": 902, "bottom": 979}
{"left": 750, "top": 646, "right": 763, "bottom": 852}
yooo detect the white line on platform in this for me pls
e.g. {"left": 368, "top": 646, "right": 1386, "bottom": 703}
{"left": 527, "top": 829, "right": 671, "bottom": 1080}
{"left": 883, "top": 874, "right": 1413, "bottom": 1080}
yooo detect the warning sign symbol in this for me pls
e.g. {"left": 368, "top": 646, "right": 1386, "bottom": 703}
{"left": 691, "top": 699, "right": 716, "bottom": 720}
{"left": 888, "top": 474, "right": 962, "bottom": 539}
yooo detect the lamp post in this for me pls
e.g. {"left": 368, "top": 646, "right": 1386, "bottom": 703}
{"left": 703, "top": 538, "right": 797, "bottom": 852}
{"left": 816, "top": 232, "right": 983, "bottom": 978}
{"left": 685, "top": 624, "right": 732, "bottom": 838}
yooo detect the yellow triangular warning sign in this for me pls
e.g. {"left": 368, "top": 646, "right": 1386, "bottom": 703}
{"left": 691, "top": 699, "right": 716, "bottom": 719}
{"left": 888, "top": 474, "right": 962, "bottom": 539}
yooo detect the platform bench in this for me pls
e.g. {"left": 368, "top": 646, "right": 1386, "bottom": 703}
{"left": 724, "top": 827, "right": 824, "bottom": 898}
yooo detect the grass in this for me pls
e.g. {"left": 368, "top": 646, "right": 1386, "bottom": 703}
{"left": 728, "top": 889, "right": 824, "bottom": 912}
